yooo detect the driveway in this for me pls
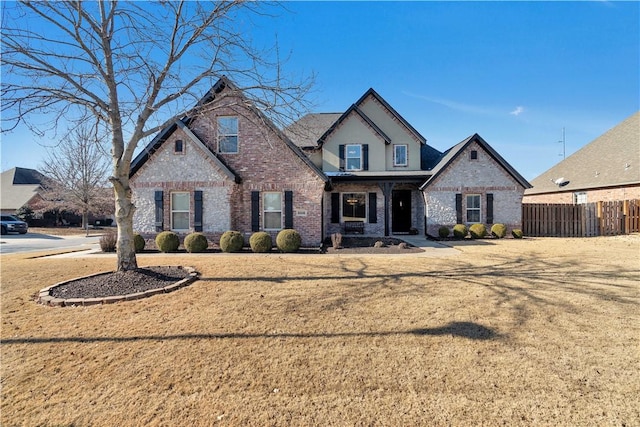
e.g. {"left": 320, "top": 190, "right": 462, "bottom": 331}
{"left": 0, "top": 232, "right": 101, "bottom": 255}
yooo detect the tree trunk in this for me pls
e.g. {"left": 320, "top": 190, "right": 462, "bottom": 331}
{"left": 112, "top": 173, "right": 138, "bottom": 271}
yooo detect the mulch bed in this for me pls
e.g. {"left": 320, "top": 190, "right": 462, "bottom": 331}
{"left": 48, "top": 266, "right": 192, "bottom": 299}
{"left": 323, "top": 237, "right": 423, "bottom": 254}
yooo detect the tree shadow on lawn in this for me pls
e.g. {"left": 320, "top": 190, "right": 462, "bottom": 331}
{"left": 1, "top": 320, "right": 500, "bottom": 345}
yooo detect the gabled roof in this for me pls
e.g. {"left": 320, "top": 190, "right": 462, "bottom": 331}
{"left": 525, "top": 111, "right": 640, "bottom": 195}
{"left": 284, "top": 113, "right": 342, "bottom": 149}
{"left": 355, "top": 88, "right": 427, "bottom": 145}
{"left": 419, "top": 134, "right": 531, "bottom": 190}
{"left": 317, "top": 104, "right": 391, "bottom": 146}
{"left": 0, "top": 167, "right": 46, "bottom": 211}
{"left": 315, "top": 87, "right": 427, "bottom": 147}
{"left": 129, "top": 117, "right": 240, "bottom": 183}
{"left": 130, "top": 76, "right": 328, "bottom": 184}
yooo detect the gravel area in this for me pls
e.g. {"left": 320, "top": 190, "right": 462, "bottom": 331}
{"left": 49, "top": 266, "right": 192, "bottom": 299}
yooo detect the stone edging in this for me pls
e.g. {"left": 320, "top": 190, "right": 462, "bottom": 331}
{"left": 37, "top": 266, "right": 199, "bottom": 307}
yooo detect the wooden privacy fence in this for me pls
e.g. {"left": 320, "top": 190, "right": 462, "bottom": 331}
{"left": 522, "top": 199, "right": 640, "bottom": 237}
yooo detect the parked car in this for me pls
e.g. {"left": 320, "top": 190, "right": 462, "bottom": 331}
{"left": 1, "top": 215, "right": 28, "bottom": 235}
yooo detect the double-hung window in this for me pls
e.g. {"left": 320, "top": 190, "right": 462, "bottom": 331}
{"left": 466, "top": 194, "right": 481, "bottom": 223}
{"left": 345, "top": 144, "right": 362, "bottom": 171}
{"left": 394, "top": 144, "right": 408, "bottom": 166}
{"left": 171, "top": 192, "right": 190, "bottom": 231}
{"left": 263, "top": 192, "right": 282, "bottom": 230}
{"left": 218, "top": 117, "right": 238, "bottom": 153}
{"left": 342, "top": 193, "right": 366, "bottom": 221}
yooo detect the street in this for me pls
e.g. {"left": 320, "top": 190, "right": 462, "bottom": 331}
{"left": 0, "top": 232, "right": 101, "bottom": 255}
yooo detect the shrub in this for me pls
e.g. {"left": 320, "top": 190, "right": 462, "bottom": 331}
{"left": 512, "top": 229, "right": 524, "bottom": 239}
{"left": 155, "top": 231, "right": 180, "bottom": 253}
{"left": 374, "top": 240, "right": 386, "bottom": 248}
{"left": 99, "top": 231, "right": 117, "bottom": 252}
{"left": 133, "top": 233, "right": 146, "bottom": 253}
{"left": 276, "top": 229, "right": 301, "bottom": 253}
{"left": 249, "top": 232, "right": 272, "bottom": 253}
{"left": 438, "top": 226, "right": 450, "bottom": 238}
{"left": 469, "top": 223, "right": 487, "bottom": 239}
{"left": 220, "top": 231, "right": 244, "bottom": 253}
{"left": 331, "top": 232, "right": 343, "bottom": 249}
{"left": 184, "top": 232, "right": 209, "bottom": 253}
{"left": 491, "top": 223, "right": 507, "bottom": 239}
{"left": 453, "top": 224, "right": 468, "bottom": 239}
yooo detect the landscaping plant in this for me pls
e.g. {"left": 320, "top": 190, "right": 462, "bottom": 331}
{"left": 155, "top": 231, "right": 180, "bottom": 252}
{"left": 453, "top": 224, "right": 468, "bottom": 239}
{"left": 469, "top": 223, "right": 487, "bottom": 239}
{"left": 249, "top": 232, "right": 272, "bottom": 253}
{"left": 276, "top": 229, "right": 301, "bottom": 252}
{"left": 184, "top": 232, "right": 209, "bottom": 253}
{"left": 491, "top": 223, "right": 507, "bottom": 239}
{"left": 220, "top": 231, "right": 244, "bottom": 253}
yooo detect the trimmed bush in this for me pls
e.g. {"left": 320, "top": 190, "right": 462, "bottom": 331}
{"left": 249, "top": 231, "right": 272, "bottom": 253}
{"left": 184, "top": 232, "right": 209, "bottom": 253}
{"left": 469, "top": 223, "right": 487, "bottom": 239}
{"left": 133, "top": 233, "right": 146, "bottom": 253}
{"left": 453, "top": 224, "right": 468, "bottom": 239}
{"left": 155, "top": 231, "right": 180, "bottom": 253}
{"left": 100, "top": 231, "right": 117, "bottom": 252}
{"left": 438, "top": 226, "right": 450, "bottom": 238}
{"left": 491, "top": 223, "right": 507, "bottom": 239}
{"left": 512, "top": 229, "right": 524, "bottom": 239}
{"left": 276, "top": 229, "right": 301, "bottom": 253}
{"left": 220, "top": 231, "right": 244, "bottom": 253}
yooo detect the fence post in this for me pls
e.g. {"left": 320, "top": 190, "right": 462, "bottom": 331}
{"left": 597, "top": 201, "right": 603, "bottom": 236}
{"left": 623, "top": 200, "right": 629, "bottom": 234}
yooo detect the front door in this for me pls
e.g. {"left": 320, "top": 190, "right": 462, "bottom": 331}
{"left": 392, "top": 190, "right": 412, "bottom": 233}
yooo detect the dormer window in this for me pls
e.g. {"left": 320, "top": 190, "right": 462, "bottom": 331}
{"left": 470, "top": 150, "right": 478, "bottom": 160}
{"left": 174, "top": 139, "right": 184, "bottom": 154}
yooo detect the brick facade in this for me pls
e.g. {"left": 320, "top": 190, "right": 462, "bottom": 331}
{"left": 131, "top": 88, "right": 326, "bottom": 247}
{"left": 423, "top": 141, "right": 525, "bottom": 236}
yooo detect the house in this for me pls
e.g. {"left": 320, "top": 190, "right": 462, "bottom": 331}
{"left": 523, "top": 111, "right": 640, "bottom": 204}
{"left": 0, "top": 167, "right": 46, "bottom": 215}
{"left": 129, "top": 77, "right": 328, "bottom": 247}
{"left": 131, "top": 78, "right": 530, "bottom": 245}
{"left": 289, "top": 88, "right": 530, "bottom": 238}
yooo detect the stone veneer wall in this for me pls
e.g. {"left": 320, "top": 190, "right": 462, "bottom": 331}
{"left": 424, "top": 141, "right": 525, "bottom": 236}
{"left": 130, "top": 127, "right": 234, "bottom": 236}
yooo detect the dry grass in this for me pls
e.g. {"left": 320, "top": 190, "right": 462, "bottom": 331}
{"left": 1, "top": 236, "right": 639, "bottom": 426}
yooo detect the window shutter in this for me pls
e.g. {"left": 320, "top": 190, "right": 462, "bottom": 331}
{"left": 363, "top": 144, "right": 369, "bottom": 171}
{"left": 338, "top": 145, "right": 345, "bottom": 171}
{"left": 368, "top": 192, "right": 377, "bottom": 223}
{"left": 251, "top": 191, "right": 260, "bottom": 232}
{"left": 331, "top": 193, "right": 340, "bottom": 223}
{"left": 284, "top": 191, "right": 293, "bottom": 229}
{"left": 194, "top": 191, "right": 203, "bottom": 232}
{"left": 486, "top": 193, "right": 494, "bottom": 224}
{"left": 155, "top": 190, "right": 164, "bottom": 232}
{"left": 455, "top": 193, "right": 462, "bottom": 223}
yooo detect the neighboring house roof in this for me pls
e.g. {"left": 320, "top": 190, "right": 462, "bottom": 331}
{"left": 419, "top": 133, "right": 532, "bottom": 190}
{"left": 316, "top": 88, "right": 427, "bottom": 147}
{"left": 525, "top": 111, "right": 640, "bottom": 195}
{"left": 130, "top": 76, "right": 328, "bottom": 184}
{"left": 284, "top": 113, "right": 342, "bottom": 149}
{"left": 0, "top": 167, "right": 46, "bottom": 211}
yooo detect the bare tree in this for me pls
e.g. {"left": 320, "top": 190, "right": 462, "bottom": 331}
{"left": 1, "top": 1, "right": 313, "bottom": 270}
{"left": 38, "top": 125, "right": 113, "bottom": 234}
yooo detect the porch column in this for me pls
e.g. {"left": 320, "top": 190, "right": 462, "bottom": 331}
{"left": 379, "top": 182, "right": 394, "bottom": 236}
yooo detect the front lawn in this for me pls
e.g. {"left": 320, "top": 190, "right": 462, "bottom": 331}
{"left": 1, "top": 236, "right": 638, "bottom": 425}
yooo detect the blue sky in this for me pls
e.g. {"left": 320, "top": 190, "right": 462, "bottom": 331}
{"left": 2, "top": 1, "right": 638, "bottom": 181}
